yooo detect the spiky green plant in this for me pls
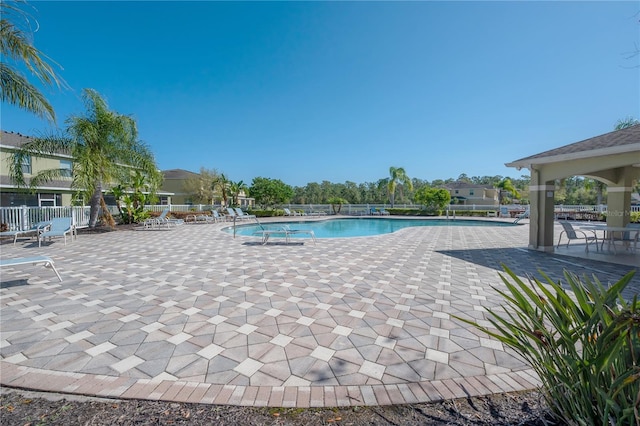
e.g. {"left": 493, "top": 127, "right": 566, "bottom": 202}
{"left": 456, "top": 266, "right": 639, "bottom": 426}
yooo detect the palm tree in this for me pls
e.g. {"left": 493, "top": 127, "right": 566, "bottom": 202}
{"left": 9, "top": 88, "right": 161, "bottom": 228}
{"left": 213, "top": 173, "right": 231, "bottom": 207}
{"left": 229, "top": 180, "right": 248, "bottom": 207}
{"left": 380, "top": 166, "right": 413, "bottom": 207}
{"left": 1, "top": 1, "right": 65, "bottom": 122}
{"left": 614, "top": 116, "right": 640, "bottom": 130}
{"left": 496, "top": 178, "right": 519, "bottom": 205}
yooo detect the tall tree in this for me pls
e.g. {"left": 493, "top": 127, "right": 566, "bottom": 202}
{"left": 380, "top": 166, "right": 413, "bottom": 207}
{"left": 496, "top": 178, "right": 520, "bottom": 205}
{"left": 0, "top": 0, "right": 65, "bottom": 122}
{"left": 9, "top": 88, "right": 161, "bottom": 227}
{"left": 213, "top": 173, "right": 230, "bottom": 207}
{"left": 249, "top": 177, "right": 293, "bottom": 209}
{"left": 184, "top": 167, "right": 220, "bottom": 204}
{"left": 229, "top": 179, "right": 248, "bottom": 207}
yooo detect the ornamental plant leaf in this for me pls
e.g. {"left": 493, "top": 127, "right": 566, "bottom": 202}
{"left": 454, "top": 265, "right": 639, "bottom": 426}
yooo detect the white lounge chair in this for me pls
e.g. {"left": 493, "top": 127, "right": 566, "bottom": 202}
{"left": 0, "top": 221, "right": 51, "bottom": 245}
{"left": 212, "top": 210, "right": 226, "bottom": 222}
{"left": 557, "top": 221, "right": 598, "bottom": 252}
{"left": 281, "top": 225, "right": 316, "bottom": 244}
{"left": 227, "top": 207, "right": 255, "bottom": 221}
{"left": 514, "top": 208, "right": 530, "bottom": 224}
{"left": 253, "top": 225, "right": 316, "bottom": 245}
{"left": 0, "top": 255, "right": 62, "bottom": 281}
{"left": 143, "top": 208, "right": 184, "bottom": 229}
{"left": 234, "top": 207, "right": 256, "bottom": 220}
{"left": 39, "top": 217, "right": 75, "bottom": 247}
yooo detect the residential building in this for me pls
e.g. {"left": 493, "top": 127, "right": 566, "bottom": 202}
{"left": 1, "top": 130, "right": 172, "bottom": 207}
{"left": 161, "top": 169, "right": 200, "bottom": 205}
{"left": 443, "top": 182, "right": 499, "bottom": 206}
{"left": 161, "top": 169, "right": 254, "bottom": 207}
{"left": 0, "top": 130, "right": 75, "bottom": 207}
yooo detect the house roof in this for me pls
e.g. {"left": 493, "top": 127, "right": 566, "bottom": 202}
{"left": 506, "top": 124, "right": 640, "bottom": 169}
{"left": 0, "top": 130, "right": 36, "bottom": 148}
{"left": 162, "top": 169, "right": 200, "bottom": 180}
{"left": 444, "top": 182, "right": 494, "bottom": 190}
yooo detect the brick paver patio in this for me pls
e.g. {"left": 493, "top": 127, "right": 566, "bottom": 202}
{"left": 1, "top": 217, "right": 637, "bottom": 406}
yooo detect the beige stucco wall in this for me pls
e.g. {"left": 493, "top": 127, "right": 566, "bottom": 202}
{"left": 448, "top": 187, "right": 498, "bottom": 206}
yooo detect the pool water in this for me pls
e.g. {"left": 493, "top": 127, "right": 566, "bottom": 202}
{"left": 225, "top": 217, "right": 515, "bottom": 239}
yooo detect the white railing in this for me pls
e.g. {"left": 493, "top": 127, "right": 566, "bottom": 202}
{"left": 1, "top": 204, "right": 637, "bottom": 231}
{"left": 0, "top": 206, "right": 92, "bottom": 231}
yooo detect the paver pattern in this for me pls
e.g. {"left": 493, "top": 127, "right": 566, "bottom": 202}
{"left": 1, "top": 218, "right": 638, "bottom": 406}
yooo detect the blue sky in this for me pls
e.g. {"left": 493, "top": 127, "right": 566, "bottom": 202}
{"left": 3, "top": 1, "right": 639, "bottom": 187}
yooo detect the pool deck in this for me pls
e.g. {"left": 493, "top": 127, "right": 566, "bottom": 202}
{"left": 1, "top": 217, "right": 638, "bottom": 407}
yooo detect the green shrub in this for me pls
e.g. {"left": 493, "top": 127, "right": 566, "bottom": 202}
{"left": 456, "top": 266, "right": 639, "bottom": 426}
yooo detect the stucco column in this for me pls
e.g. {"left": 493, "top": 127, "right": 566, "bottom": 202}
{"left": 528, "top": 169, "right": 556, "bottom": 251}
{"left": 607, "top": 188, "right": 631, "bottom": 228}
{"left": 606, "top": 170, "right": 634, "bottom": 228}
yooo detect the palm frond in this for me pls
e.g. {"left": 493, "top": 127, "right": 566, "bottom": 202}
{"left": 0, "top": 63, "right": 55, "bottom": 121}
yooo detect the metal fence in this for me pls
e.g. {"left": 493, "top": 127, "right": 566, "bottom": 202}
{"left": 1, "top": 203, "right": 638, "bottom": 231}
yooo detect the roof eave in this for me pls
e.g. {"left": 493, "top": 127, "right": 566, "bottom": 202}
{"left": 506, "top": 142, "right": 640, "bottom": 170}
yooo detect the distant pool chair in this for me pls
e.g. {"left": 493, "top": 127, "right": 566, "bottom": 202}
{"left": 556, "top": 221, "right": 598, "bottom": 252}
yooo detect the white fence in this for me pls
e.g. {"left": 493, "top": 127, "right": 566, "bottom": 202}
{"left": 1, "top": 204, "right": 638, "bottom": 231}
{"left": 0, "top": 206, "right": 92, "bottom": 231}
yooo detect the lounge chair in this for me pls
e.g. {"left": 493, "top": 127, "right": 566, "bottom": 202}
{"left": 0, "top": 221, "right": 51, "bottom": 245}
{"left": 513, "top": 208, "right": 530, "bottom": 224}
{"left": 0, "top": 255, "right": 62, "bottom": 281}
{"left": 39, "top": 217, "right": 75, "bottom": 247}
{"left": 143, "top": 208, "right": 184, "bottom": 229}
{"left": 556, "top": 221, "right": 598, "bottom": 252}
{"left": 234, "top": 207, "right": 256, "bottom": 220}
{"left": 227, "top": 207, "right": 255, "bottom": 221}
{"left": 212, "top": 210, "right": 226, "bottom": 222}
{"left": 283, "top": 208, "right": 297, "bottom": 216}
{"left": 499, "top": 206, "right": 510, "bottom": 218}
{"left": 280, "top": 224, "right": 316, "bottom": 244}
{"left": 253, "top": 225, "right": 316, "bottom": 245}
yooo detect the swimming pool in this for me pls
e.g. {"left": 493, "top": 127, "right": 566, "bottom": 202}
{"left": 225, "top": 217, "right": 516, "bottom": 239}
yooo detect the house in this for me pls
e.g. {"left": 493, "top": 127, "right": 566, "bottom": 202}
{"left": 161, "top": 169, "right": 201, "bottom": 205}
{"left": 0, "top": 130, "right": 172, "bottom": 207}
{"left": 443, "top": 182, "right": 499, "bottom": 206}
{"left": 0, "top": 130, "right": 75, "bottom": 207}
{"left": 161, "top": 169, "right": 254, "bottom": 207}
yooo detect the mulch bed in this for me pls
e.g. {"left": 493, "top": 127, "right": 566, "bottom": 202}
{"left": 0, "top": 388, "right": 555, "bottom": 425}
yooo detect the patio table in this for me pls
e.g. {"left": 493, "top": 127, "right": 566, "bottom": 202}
{"left": 580, "top": 225, "right": 639, "bottom": 254}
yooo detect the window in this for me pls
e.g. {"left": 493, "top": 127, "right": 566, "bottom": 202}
{"left": 469, "top": 190, "right": 475, "bottom": 196}
{"left": 60, "top": 160, "right": 72, "bottom": 177}
{"left": 21, "top": 156, "right": 32, "bottom": 174}
{"left": 454, "top": 190, "right": 459, "bottom": 194}
{"left": 38, "top": 193, "right": 60, "bottom": 207}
